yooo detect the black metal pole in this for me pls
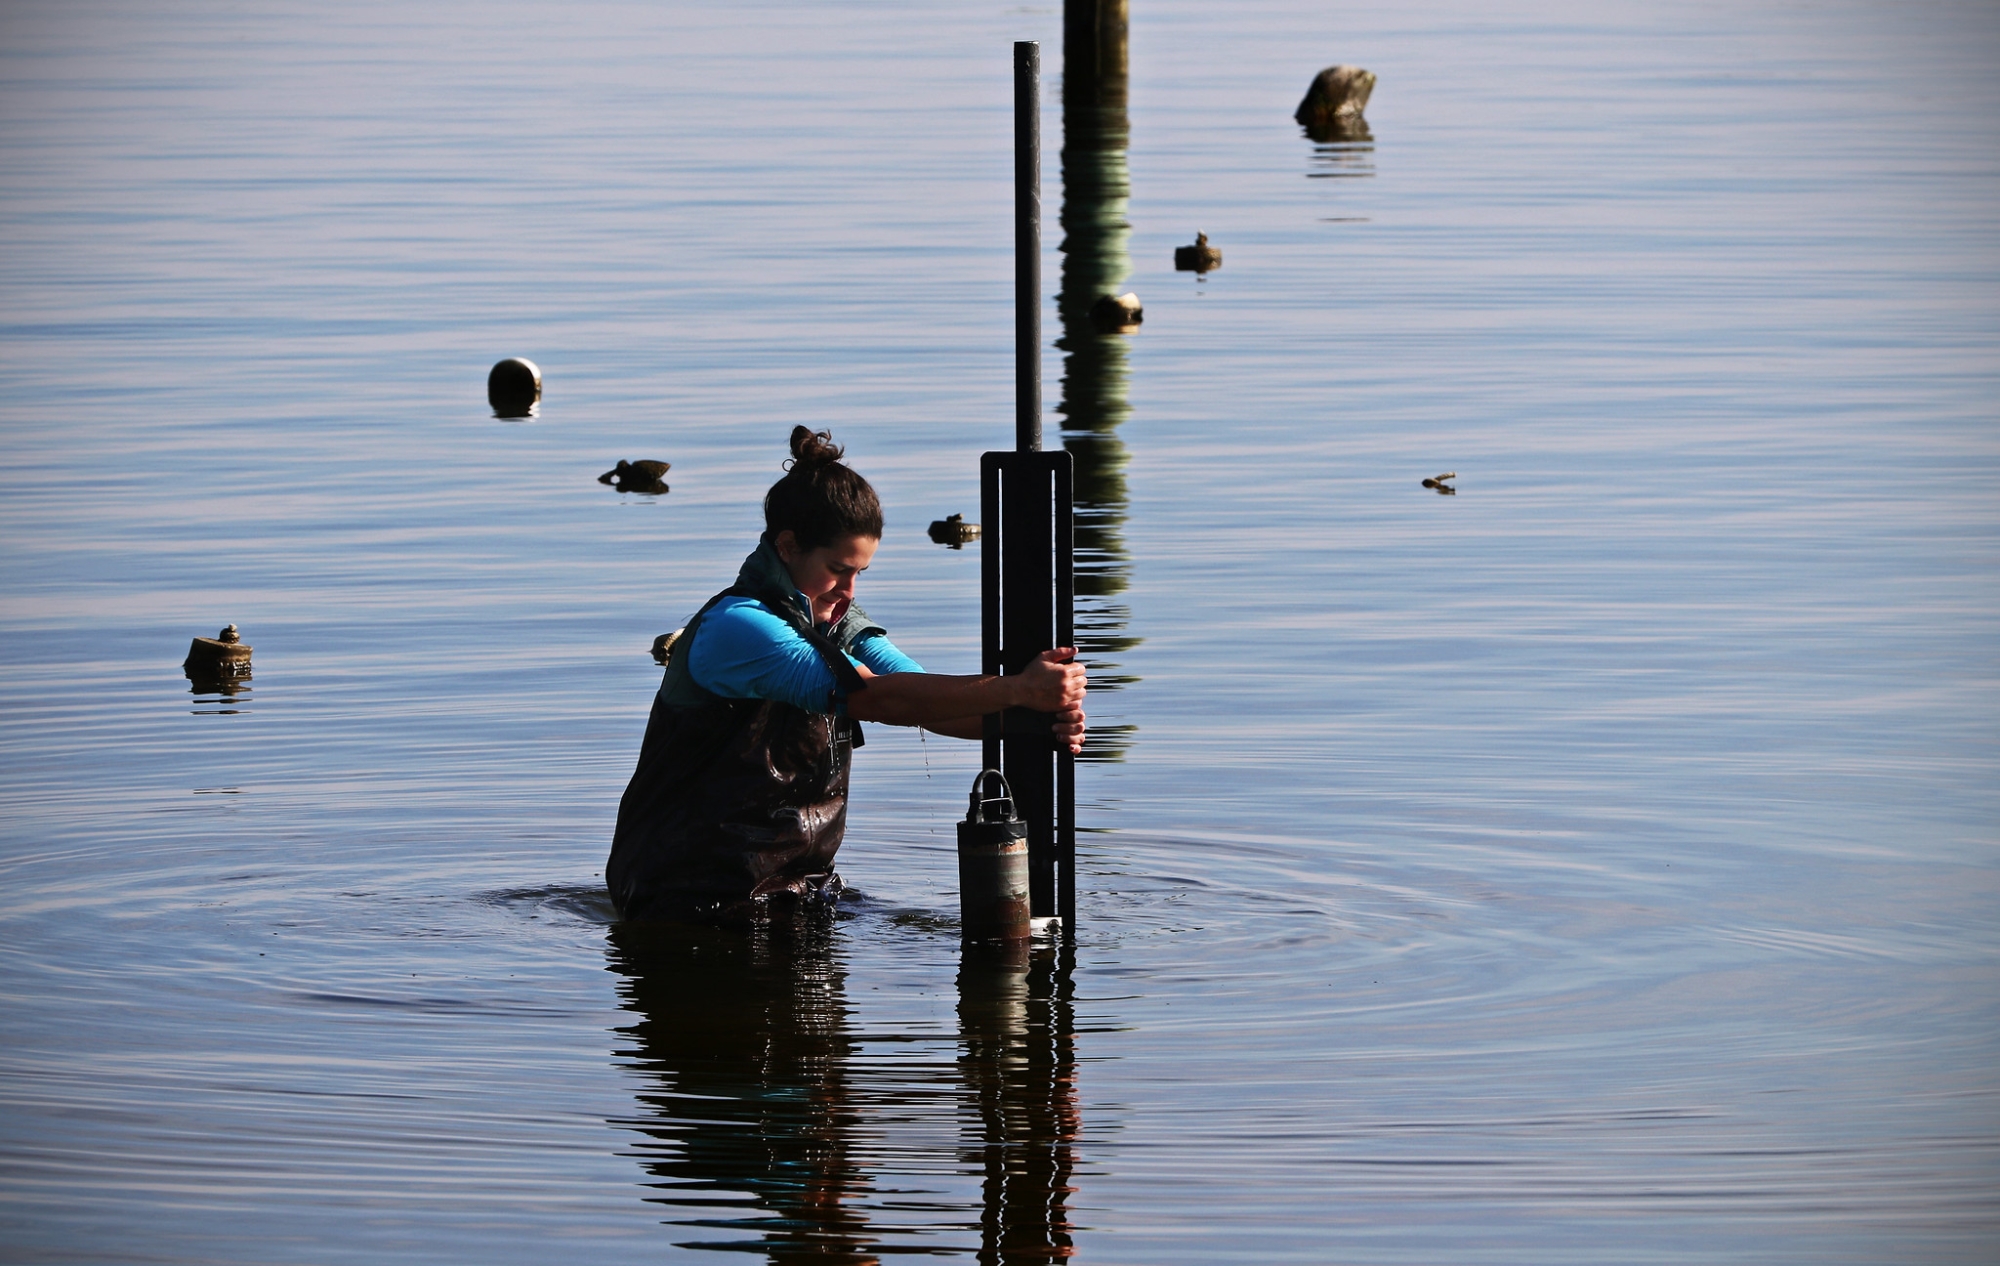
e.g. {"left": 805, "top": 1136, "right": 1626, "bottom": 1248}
{"left": 985, "top": 41, "right": 1072, "bottom": 931}
{"left": 1015, "top": 40, "right": 1041, "bottom": 454}
{"left": 1011, "top": 40, "right": 1053, "bottom": 921}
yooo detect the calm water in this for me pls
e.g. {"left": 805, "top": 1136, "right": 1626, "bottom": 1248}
{"left": 3, "top": 0, "right": 1997, "bottom": 1261}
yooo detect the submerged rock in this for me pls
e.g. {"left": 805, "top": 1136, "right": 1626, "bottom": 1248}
{"left": 1295, "top": 64, "right": 1376, "bottom": 141}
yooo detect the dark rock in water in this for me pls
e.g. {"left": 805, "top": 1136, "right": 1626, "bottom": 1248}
{"left": 1090, "top": 292, "right": 1144, "bottom": 332}
{"left": 185, "top": 624, "right": 252, "bottom": 675}
{"left": 1306, "top": 116, "right": 1373, "bottom": 144}
{"left": 1295, "top": 65, "right": 1376, "bottom": 141}
{"left": 488, "top": 357, "right": 542, "bottom": 418}
{"left": 928, "top": 513, "right": 981, "bottom": 549}
{"left": 599, "top": 459, "right": 670, "bottom": 495}
{"left": 1174, "top": 233, "right": 1222, "bottom": 273}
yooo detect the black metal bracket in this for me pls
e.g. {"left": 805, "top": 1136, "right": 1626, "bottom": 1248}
{"left": 980, "top": 449, "right": 1075, "bottom": 928}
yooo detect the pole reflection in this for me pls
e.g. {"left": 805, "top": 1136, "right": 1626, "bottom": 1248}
{"left": 1059, "top": 0, "right": 1140, "bottom": 759}
{"left": 958, "top": 941, "right": 1081, "bottom": 1263}
{"left": 608, "top": 920, "right": 1082, "bottom": 1264}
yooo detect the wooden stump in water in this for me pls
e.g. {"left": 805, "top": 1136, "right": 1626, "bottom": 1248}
{"left": 1174, "top": 233, "right": 1222, "bottom": 274}
{"left": 184, "top": 624, "right": 252, "bottom": 676}
{"left": 1295, "top": 64, "right": 1376, "bottom": 140}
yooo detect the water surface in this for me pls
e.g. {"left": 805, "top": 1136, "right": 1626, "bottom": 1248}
{"left": 2, "top": 0, "right": 1996, "bottom": 1261}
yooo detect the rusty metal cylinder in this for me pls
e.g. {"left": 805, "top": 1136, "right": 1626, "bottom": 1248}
{"left": 958, "top": 769, "right": 1032, "bottom": 942}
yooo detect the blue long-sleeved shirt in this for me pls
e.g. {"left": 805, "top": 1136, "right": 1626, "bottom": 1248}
{"left": 688, "top": 593, "right": 924, "bottom": 714}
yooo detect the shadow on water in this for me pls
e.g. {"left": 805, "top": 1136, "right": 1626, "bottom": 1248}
{"left": 606, "top": 916, "right": 1079, "bottom": 1263}
{"left": 1058, "top": 0, "right": 1140, "bottom": 762}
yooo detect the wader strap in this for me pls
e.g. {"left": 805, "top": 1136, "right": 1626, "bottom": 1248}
{"left": 657, "top": 541, "right": 876, "bottom": 727}
{"left": 726, "top": 577, "right": 870, "bottom": 703}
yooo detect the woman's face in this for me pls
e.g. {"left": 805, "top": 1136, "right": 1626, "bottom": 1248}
{"left": 776, "top": 531, "right": 879, "bottom": 625}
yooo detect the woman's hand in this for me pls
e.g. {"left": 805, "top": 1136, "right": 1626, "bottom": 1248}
{"left": 1011, "top": 648, "right": 1086, "bottom": 712}
{"left": 1014, "top": 648, "right": 1088, "bottom": 754}
{"left": 1050, "top": 702, "right": 1088, "bottom": 754}
{"left": 848, "top": 648, "right": 1087, "bottom": 753}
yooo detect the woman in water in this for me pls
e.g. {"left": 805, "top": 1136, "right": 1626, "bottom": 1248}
{"left": 608, "top": 427, "right": 1087, "bottom": 921}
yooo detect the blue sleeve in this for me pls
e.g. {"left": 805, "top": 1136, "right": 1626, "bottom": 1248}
{"left": 854, "top": 634, "right": 924, "bottom": 676}
{"left": 687, "top": 599, "right": 924, "bottom": 714}
{"left": 689, "top": 598, "right": 843, "bottom": 713}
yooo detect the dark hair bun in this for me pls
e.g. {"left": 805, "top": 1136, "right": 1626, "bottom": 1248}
{"left": 787, "top": 426, "right": 845, "bottom": 472}
{"left": 766, "top": 426, "right": 883, "bottom": 548}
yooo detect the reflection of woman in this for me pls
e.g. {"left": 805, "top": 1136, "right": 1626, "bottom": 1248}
{"left": 608, "top": 923, "right": 1082, "bottom": 1261}
{"left": 607, "top": 920, "right": 873, "bottom": 1258}
{"left": 609, "top": 428, "right": 1086, "bottom": 921}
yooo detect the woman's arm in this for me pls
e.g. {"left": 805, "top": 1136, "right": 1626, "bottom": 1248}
{"left": 845, "top": 648, "right": 1087, "bottom": 753}
{"left": 921, "top": 704, "right": 1087, "bottom": 750}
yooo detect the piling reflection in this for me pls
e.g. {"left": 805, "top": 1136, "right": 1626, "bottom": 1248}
{"left": 608, "top": 920, "right": 1082, "bottom": 1264}
{"left": 1059, "top": 0, "right": 1140, "bottom": 759}
{"left": 958, "top": 941, "right": 1080, "bottom": 1264}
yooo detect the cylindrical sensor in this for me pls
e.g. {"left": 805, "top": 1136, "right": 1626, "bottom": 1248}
{"left": 958, "top": 769, "right": 1032, "bottom": 941}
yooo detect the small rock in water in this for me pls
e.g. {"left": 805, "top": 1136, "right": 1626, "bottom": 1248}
{"left": 1421, "top": 472, "right": 1457, "bottom": 495}
{"left": 599, "top": 459, "right": 670, "bottom": 494}
{"left": 1090, "top": 292, "right": 1144, "bottom": 332}
{"left": 928, "top": 513, "right": 981, "bottom": 549}
{"left": 1295, "top": 64, "right": 1376, "bottom": 141}
{"left": 1174, "top": 233, "right": 1222, "bottom": 274}
{"left": 488, "top": 357, "right": 542, "bottom": 418}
